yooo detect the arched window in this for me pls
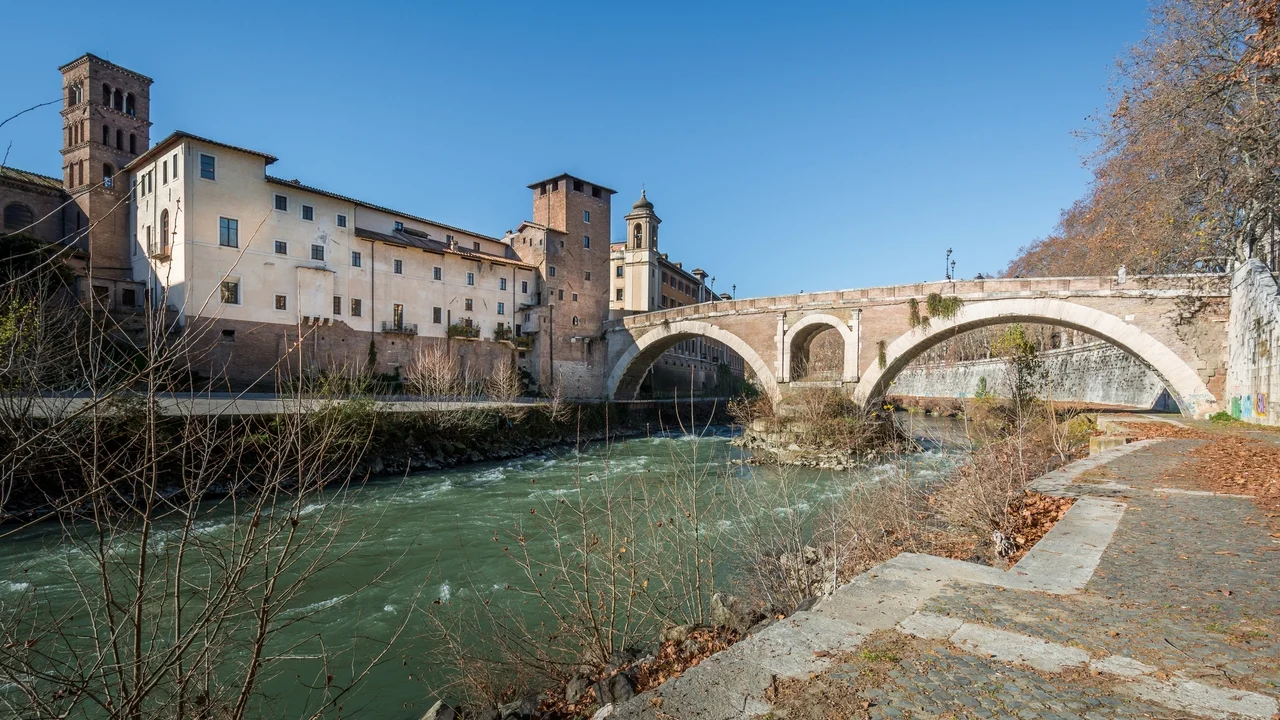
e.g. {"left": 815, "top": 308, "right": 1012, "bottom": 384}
{"left": 3, "top": 203, "right": 34, "bottom": 232}
{"left": 102, "top": 124, "right": 109, "bottom": 145}
{"left": 572, "top": 316, "right": 580, "bottom": 327}
{"left": 67, "top": 83, "right": 82, "bottom": 107}
{"left": 633, "top": 223, "right": 643, "bottom": 248}
{"left": 125, "top": 93, "right": 135, "bottom": 116}
{"left": 102, "top": 83, "right": 110, "bottom": 105}
{"left": 116, "top": 129, "right": 123, "bottom": 151}
{"left": 129, "top": 133, "right": 136, "bottom": 154}
{"left": 112, "top": 89, "right": 123, "bottom": 111}
{"left": 103, "top": 164, "right": 114, "bottom": 189}
{"left": 159, "top": 209, "right": 169, "bottom": 253}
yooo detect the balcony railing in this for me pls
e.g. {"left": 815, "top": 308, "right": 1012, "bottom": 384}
{"left": 381, "top": 321, "right": 417, "bottom": 335}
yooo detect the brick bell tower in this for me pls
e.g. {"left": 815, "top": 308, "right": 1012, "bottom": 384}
{"left": 59, "top": 53, "right": 153, "bottom": 281}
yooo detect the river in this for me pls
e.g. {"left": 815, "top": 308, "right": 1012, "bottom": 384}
{"left": 0, "top": 416, "right": 965, "bottom": 718}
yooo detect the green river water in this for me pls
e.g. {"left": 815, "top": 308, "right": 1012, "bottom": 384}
{"left": 0, "top": 416, "right": 965, "bottom": 718}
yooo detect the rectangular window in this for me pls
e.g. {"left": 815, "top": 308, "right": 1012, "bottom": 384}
{"left": 549, "top": 266, "right": 556, "bottom": 277}
{"left": 572, "top": 179, "right": 583, "bottom": 192}
{"left": 616, "top": 288, "right": 624, "bottom": 301}
{"left": 336, "top": 213, "right": 347, "bottom": 228}
{"left": 497, "top": 302, "right": 505, "bottom": 315}
{"left": 393, "top": 303, "right": 404, "bottom": 328}
{"left": 499, "top": 277, "right": 507, "bottom": 291}
{"left": 218, "top": 217, "right": 238, "bottom": 247}
{"left": 584, "top": 271, "right": 591, "bottom": 281}
{"left": 199, "top": 153, "right": 216, "bottom": 180}
{"left": 432, "top": 307, "right": 442, "bottom": 324}
{"left": 333, "top": 295, "right": 342, "bottom": 315}
{"left": 571, "top": 293, "right": 578, "bottom": 302}
{"left": 557, "top": 289, "right": 564, "bottom": 301}
{"left": 351, "top": 298, "right": 362, "bottom": 317}
{"left": 274, "top": 294, "right": 287, "bottom": 311}
{"left": 583, "top": 235, "right": 590, "bottom": 249}
{"left": 171, "top": 153, "right": 178, "bottom": 180}
{"left": 274, "top": 194, "right": 288, "bottom": 212}
{"left": 394, "top": 221, "right": 404, "bottom": 231}
{"left": 583, "top": 210, "right": 590, "bottom": 223}
{"left": 521, "top": 280, "right": 528, "bottom": 293}
{"left": 464, "top": 298, "right": 473, "bottom": 311}
{"left": 466, "top": 272, "right": 475, "bottom": 286}
{"left": 311, "top": 244, "right": 324, "bottom": 261}
{"left": 274, "top": 240, "right": 287, "bottom": 255}
{"left": 662, "top": 272, "right": 668, "bottom": 283}
{"left": 351, "top": 251, "right": 361, "bottom": 267}
{"left": 433, "top": 266, "right": 442, "bottom": 280}
{"left": 162, "top": 160, "right": 168, "bottom": 184}
{"left": 394, "top": 259, "right": 403, "bottom": 274}
{"left": 616, "top": 266, "right": 624, "bottom": 277}
{"left": 220, "top": 280, "right": 239, "bottom": 304}
{"left": 302, "top": 205, "right": 314, "bottom": 221}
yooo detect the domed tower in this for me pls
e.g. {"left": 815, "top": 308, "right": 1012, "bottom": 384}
{"left": 614, "top": 190, "right": 662, "bottom": 313}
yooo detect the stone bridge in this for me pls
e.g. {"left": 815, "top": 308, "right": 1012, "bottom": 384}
{"left": 604, "top": 274, "right": 1233, "bottom": 417}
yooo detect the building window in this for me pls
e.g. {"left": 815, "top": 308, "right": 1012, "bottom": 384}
{"left": 497, "top": 302, "right": 505, "bottom": 315}
{"left": 571, "top": 293, "right": 578, "bottom": 302}
{"left": 616, "top": 266, "right": 624, "bottom": 278}
{"left": 274, "top": 240, "right": 287, "bottom": 255}
{"left": 336, "top": 213, "right": 347, "bottom": 228}
{"left": 4, "top": 203, "right": 34, "bottom": 231}
{"left": 274, "top": 194, "right": 288, "bottom": 212}
{"left": 159, "top": 210, "right": 170, "bottom": 253}
{"left": 466, "top": 272, "right": 475, "bottom": 286}
{"left": 616, "top": 288, "right": 624, "bottom": 301}
{"left": 351, "top": 298, "right": 362, "bottom": 317}
{"left": 219, "top": 217, "right": 238, "bottom": 247}
{"left": 171, "top": 153, "right": 178, "bottom": 178}
{"left": 311, "top": 244, "right": 324, "bottom": 261}
{"left": 122, "top": 288, "right": 137, "bottom": 306}
{"left": 116, "top": 129, "right": 123, "bottom": 151}
{"left": 584, "top": 271, "right": 591, "bottom": 281}
{"left": 274, "top": 294, "right": 288, "bottom": 311}
{"left": 539, "top": 183, "right": 547, "bottom": 196}
{"left": 432, "top": 307, "right": 442, "bottom": 324}
{"left": 199, "top": 154, "right": 216, "bottom": 180}
{"left": 221, "top": 329, "right": 235, "bottom": 342}
{"left": 633, "top": 223, "right": 642, "bottom": 248}
{"left": 464, "top": 298, "right": 473, "bottom": 311}
{"left": 592, "top": 186, "right": 602, "bottom": 199}
{"left": 521, "top": 280, "right": 528, "bottom": 293}
{"left": 393, "top": 304, "right": 404, "bottom": 328}
{"left": 583, "top": 235, "right": 590, "bottom": 249}
{"left": 393, "top": 259, "right": 403, "bottom": 274}
{"left": 549, "top": 266, "right": 556, "bottom": 277}
{"left": 333, "top": 296, "right": 342, "bottom": 315}
{"left": 102, "top": 164, "right": 114, "bottom": 188}
{"left": 433, "top": 267, "right": 442, "bottom": 280}
{"left": 130, "top": 134, "right": 137, "bottom": 154}
{"left": 499, "top": 277, "right": 507, "bottom": 290}
{"left": 301, "top": 205, "right": 314, "bottom": 221}
{"left": 557, "top": 289, "right": 564, "bottom": 301}
{"left": 572, "top": 179, "right": 583, "bottom": 192}
{"left": 125, "top": 93, "right": 136, "bottom": 116}
{"left": 162, "top": 161, "right": 168, "bottom": 185}
{"left": 220, "top": 280, "right": 240, "bottom": 304}
{"left": 351, "top": 251, "right": 361, "bottom": 267}
{"left": 572, "top": 316, "right": 580, "bottom": 326}
{"left": 662, "top": 272, "right": 669, "bottom": 283}
{"left": 394, "top": 221, "right": 404, "bottom": 231}
{"left": 583, "top": 210, "right": 590, "bottom": 223}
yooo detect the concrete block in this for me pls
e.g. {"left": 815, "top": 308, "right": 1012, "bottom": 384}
{"left": 1089, "top": 435, "right": 1131, "bottom": 455}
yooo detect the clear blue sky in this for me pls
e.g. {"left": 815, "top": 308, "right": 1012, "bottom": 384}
{"left": 2, "top": 1, "right": 1149, "bottom": 297}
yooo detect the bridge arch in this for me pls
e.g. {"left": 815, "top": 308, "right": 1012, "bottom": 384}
{"left": 853, "top": 298, "right": 1219, "bottom": 417}
{"left": 607, "top": 320, "right": 781, "bottom": 402}
{"left": 782, "top": 313, "right": 857, "bottom": 382}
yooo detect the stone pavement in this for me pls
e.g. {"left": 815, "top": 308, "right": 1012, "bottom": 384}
{"left": 612, "top": 424, "right": 1280, "bottom": 720}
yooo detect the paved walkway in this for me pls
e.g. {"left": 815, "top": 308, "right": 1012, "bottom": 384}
{"left": 614, "top": 425, "right": 1280, "bottom": 720}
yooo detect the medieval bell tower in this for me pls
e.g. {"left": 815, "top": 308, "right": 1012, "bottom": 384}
{"left": 620, "top": 190, "right": 661, "bottom": 312}
{"left": 59, "top": 53, "right": 153, "bottom": 281}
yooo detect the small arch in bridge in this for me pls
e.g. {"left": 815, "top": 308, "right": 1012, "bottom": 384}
{"left": 853, "top": 298, "right": 1218, "bottom": 417}
{"left": 607, "top": 320, "right": 779, "bottom": 402}
{"left": 782, "top": 313, "right": 858, "bottom": 383}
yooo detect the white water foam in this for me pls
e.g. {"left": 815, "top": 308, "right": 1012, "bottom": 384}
{"left": 281, "top": 593, "right": 349, "bottom": 618}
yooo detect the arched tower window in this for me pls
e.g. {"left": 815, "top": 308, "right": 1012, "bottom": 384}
{"left": 102, "top": 125, "right": 109, "bottom": 145}
{"left": 633, "top": 223, "right": 643, "bottom": 249}
{"left": 159, "top": 209, "right": 170, "bottom": 253}
{"left": 129, "top": 133, "right": 136, "bottom": 154}
{"left": 3, "top": 203, "right": 34, "bottom": 232}
{"left": 112, "top": 89, "right": 123, "bottom": 111}
{"left": 650, "top": 225, "right": 657, "bottom": 244}
{"left": 125, "top": 93, "right": 136, "bottom": 116}
{"left": 67, "top": 83, "right": 82, "bottom": 107}
{"left": 572, "top": 316, "right": 580, "bottom": 326}
{"left": 103, "top": 164, "right": 114, "bottom": 189}
{"left": 116, "top": 129, "right": 123, "bottom": 151}
{"left": 102, "top": 83, "right": 110, "bottom": 105}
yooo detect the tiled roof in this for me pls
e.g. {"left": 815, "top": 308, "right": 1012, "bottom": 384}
{"left": 123, "top": 131, "right": 279, "bottom": 172}
{"left": 355, "top": 226, "right": 535, "bottom": 270}
{"left": 0, "top": 166, "right": 66, "bottom": 194}
{"left": 267, "top": 176, "right": 502, "bottom": 242}
{"left": 526, "top": 173, "right": 617, "bottom": 195}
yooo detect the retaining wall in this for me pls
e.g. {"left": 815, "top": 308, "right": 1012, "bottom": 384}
{"left": 1225, "top": 260, "right": 1280, "bottom": 424}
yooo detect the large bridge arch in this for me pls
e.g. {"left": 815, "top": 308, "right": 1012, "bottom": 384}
{"left": 782, "top": 313, "right": 858, "bottom": 382}
{"left": 852, "top": 297, "right": 1219, "bottom": 417}
{"left": 607, "top": 320, "right": 781, "bottom": 402}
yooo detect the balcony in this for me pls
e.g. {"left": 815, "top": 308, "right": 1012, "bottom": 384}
{"left": 381, "top": 321, "right": 417, "bottom": 335}
{"left": 148, "top": 244, "right": 171, "bottom": 261}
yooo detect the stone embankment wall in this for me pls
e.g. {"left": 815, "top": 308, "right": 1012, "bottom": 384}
{"left": 888, "top": 342, "right": 1176, "bottom": 410}
{"left": 1225, "top": 259, "right": 1279, "bottom": 424}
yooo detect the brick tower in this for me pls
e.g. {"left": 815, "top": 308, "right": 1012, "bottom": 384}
{"left": 59, "top": 53, "right": 152, "bottom": 281}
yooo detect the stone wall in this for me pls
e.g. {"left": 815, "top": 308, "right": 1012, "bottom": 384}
{"left": 888, "top": 342, "right": 1177, "bottom": 411}
{"left": 1225, "top": 260, "right": 1279, "bottom": 424}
